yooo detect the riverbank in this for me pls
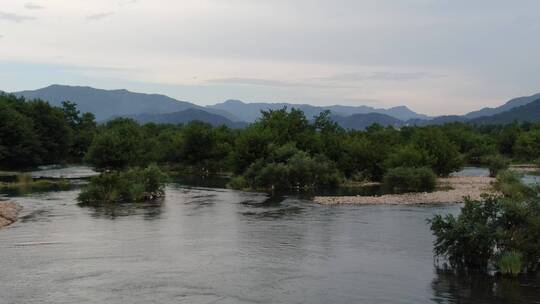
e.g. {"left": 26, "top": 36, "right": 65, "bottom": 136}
{"left": 314, "top": 176, "right": 494, "bottom": 205}
{"left": 0, "top": 201, "right": 21, "bottom": 228}
{"left": 510, "top": 164, "right": 540, "bottom": 173}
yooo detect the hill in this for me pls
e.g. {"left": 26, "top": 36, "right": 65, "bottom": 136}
{"left": 126, "top": 108, "right": 247, "bottom": 128}
{"left": 464, "top": 93, "right": 540, "bottom": 119}
{"left": 13, "top": 85, "right": 239, "bottom": 121}
{"left": 470, "top": 99, "right": 540, "bottom": 124}
{"left": 208, "top": 99, "right": 430, "bottom": 122}
{"left": 331, "top": 113, "right": 403, "bottom": 130}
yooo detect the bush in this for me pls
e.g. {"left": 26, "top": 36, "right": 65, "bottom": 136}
{"left": 232, "top": 145, "right": 342, "bottom": 192}
{"left": 430, "top": 188, "right": 540, "bottom": 274}
{"left": 483, "top": 154, "right": 509, "bottom": 177}
{"left": 497, "top": 251, "right": 524, "bottom": 277}
{"left": 227, "top": 176, "right": 248, "bottom": 190}
{"left": 382, "top": 167, "right": 437, "bottom": 193}
{"left": 492, "top": 170, "right": 532, "bottom": 200}
{"left": 78, "top": 164, "right": 167, "bottom": 204}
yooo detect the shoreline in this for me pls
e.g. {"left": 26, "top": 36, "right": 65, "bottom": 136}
{"left": 314, "top": 176, "right": 494, "bottom": 205}
{"left": 510, "top": 164, "right": 540, "bottom": 173}
{"left": 0, "top": 202, "right": 22, "bottom": 228}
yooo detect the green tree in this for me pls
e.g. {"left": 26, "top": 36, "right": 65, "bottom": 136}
{"left": 85, "top": 118, "right": 144, "bottom": 169}
{"left": 412, "top": 128, "right": 463, "bottom": 176}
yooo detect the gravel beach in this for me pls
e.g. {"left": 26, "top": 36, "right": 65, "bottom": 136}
{"left": 314, "top": 176, "right": 495, "bottom": 205}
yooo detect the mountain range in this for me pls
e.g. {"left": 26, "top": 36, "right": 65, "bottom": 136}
{"left": 13, "top": 85, "right": 238, "bottom": 122}
{"left": 208, "top": 99, "right": 430, "bottom": 122}
{"left": 7, "top": 84, "right": 540, "bottom": 130}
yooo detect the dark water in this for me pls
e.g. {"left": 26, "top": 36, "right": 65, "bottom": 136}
{"left": 1, "top": 168, "right": 540, "bottom": 303}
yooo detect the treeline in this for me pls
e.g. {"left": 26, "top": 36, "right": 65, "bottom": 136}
{"left": 2, "top": 94, "right": 540, "bottom": 191}
{"left": 0, "top": 94, "right": 96, "bottom": 169}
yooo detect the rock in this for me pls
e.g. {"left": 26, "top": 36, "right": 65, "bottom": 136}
{"left": 0, "top": 201, "right": 22, "bottom": 228}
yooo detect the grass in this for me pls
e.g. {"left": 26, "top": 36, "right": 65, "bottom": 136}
{"left": 0, "top": 174, "right": 70, "bottom": 190}
{"left": 497, "top": 251, "right": 524, "bottom": 277}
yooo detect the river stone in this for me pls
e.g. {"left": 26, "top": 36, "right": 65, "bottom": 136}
{"left": 0, "top": 202, "right": 21, "bottom": 228}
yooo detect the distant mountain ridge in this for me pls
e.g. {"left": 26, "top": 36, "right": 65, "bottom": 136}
{"left": 13, "top": 85, "right": 239, "bottom": 121}
{"left": 464, "top": 93, "right": 540, "bottom": 119}
{"left": 331, "top": 113, "right": 403, "bottom": 129}
{"left": 470, "top": 99, "right": 540, "bottom": 124}
{"left": 208, "top": 99, "right": 430, "bottom": 122}
{"left": 6, "top": 84, "right": 540, "bottom": 130}
{"left": 125, "top": 108, "right": 247, "bottom": 128}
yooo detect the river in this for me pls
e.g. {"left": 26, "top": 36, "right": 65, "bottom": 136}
{"left": 0, "top": 167, "right": 539, "bottom": 303}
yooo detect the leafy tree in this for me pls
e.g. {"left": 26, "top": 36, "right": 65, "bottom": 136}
{"left": 0, "top": 101, "right": 41, "bottom": 168}
{"left": 412, "top": 128, "right": 463, "bottom": 176}
{"left": 383, "top": 167, "right": 437, "bottom": 193}
{"left": 85, "top": 118, "right": 145, "bottom": 169}
{"left": 514, "top": 129, "right": 540, "bottom": 160}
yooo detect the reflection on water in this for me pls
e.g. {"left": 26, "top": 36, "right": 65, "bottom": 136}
{"left": 431, "top": 268, "right": 540, "bottom": 304}
{"left": 1, "top": 168, "right": 540, "bottom": 303}
{"left": 80, "top": 199, "right": 165, "bottom": 220}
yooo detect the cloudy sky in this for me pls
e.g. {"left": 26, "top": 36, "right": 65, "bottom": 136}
{"left": 1, "top": 0, "right": 539, "bottom": 115}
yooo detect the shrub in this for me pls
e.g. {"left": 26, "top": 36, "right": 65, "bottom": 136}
{"left": 384, "top": 145, "right": 433, "bottom": 169}
{"left": 231, "top": 146, "right": 342, "bottom": 192}
{"left": 492, "top": 170, "right": 532, "bottom": 200}
{"left": 483, "top": 154, "right": 509, "bottom": 177}
{"left": 227, "top": 176, "right": 248, "bottom": 190}
{"left": 78, "top": 164, "right": 167, "bottom": 204}
{"left": 497, "top": 251, "right": 524, "bottom": 277}
{"left": 382, "top": 167, "right": 437, "bottom": 193}
{"left": 430, "top": 189, "right": 540, "bottom": 274}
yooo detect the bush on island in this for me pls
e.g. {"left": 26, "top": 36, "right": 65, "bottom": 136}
{"left": 78, "top": 164, "right": 167, "bottom": 204}
{"left": 230, "top": 144, "right": 342, "bottom": 192}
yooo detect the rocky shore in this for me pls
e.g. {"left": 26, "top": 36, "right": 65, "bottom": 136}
{"left": 314, "top": 176, "right": 494, "bottom": 205}
{"left": 0, "top": 201, "right": 21, "bottom": 228}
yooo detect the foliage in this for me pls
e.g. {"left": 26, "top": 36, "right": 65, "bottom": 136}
{"left": 382, "top": 167, "right": 437, "bottom": 193}
{"left": 0, "top": 94, "right": 95, "bottom": 169}
{"left": 514, "top": 129, "right": 540, "bottom": 161}
{"left": 497, "top": 251, "right": 524, "bottom": 277}
{"left": 84, "top": 118, "right": 145, "bottom": 170}
{"left": 78, "top": 164, "right": 167, "bottom": 204}
{"left": 3, "top": 93, "right": 540, "bottom": 195}
{"left": 492, "top": 170, "right": 533, "bottom": 200}
{"left": 384, "top": 145, "right": 433, "bottom": 169}
{"left": 234, "top": 144, "right": 342, "bottom": 191}
{"left": 483, "top": 154, "right": 509, "bottom": 177}
{"left": 430, "top": 179, "right": 540, "bottom": 275}
{"left": 412, "top": 128, "right": 464, "bottom": 176}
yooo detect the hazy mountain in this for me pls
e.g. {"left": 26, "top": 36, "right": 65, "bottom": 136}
{"left": 331, "top": 113, "right": 403, "bottom": 130}
{"left": 464, "top": 93, "right": 540, "bottom": 119}
{"left": 470, "top": 99, "right": 540, "bottom": 125}
{"left": 13, "top": 85, "right": 239, "bottom": 121}
{"left": 406, "top": 115, "right": 468, "bottom": 126}
{"left": 126, "top": 108, "right": 247, "bottom": 128}
{"left": 208, "top": 100, "right": 430, "bottom": 122}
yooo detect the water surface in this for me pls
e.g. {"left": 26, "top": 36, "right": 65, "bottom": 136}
{"left": 1, "top": 168, "right": 539, "bottom": 303}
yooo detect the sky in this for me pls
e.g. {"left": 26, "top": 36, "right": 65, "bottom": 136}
{"left": 1, "top": 0, "right": 539, "bottom": 115}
